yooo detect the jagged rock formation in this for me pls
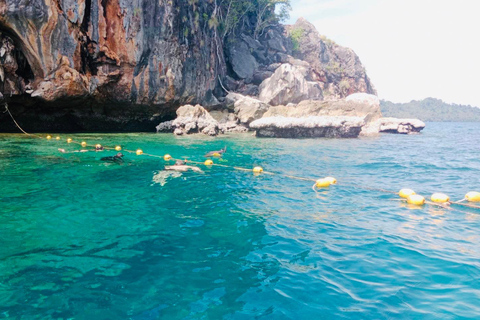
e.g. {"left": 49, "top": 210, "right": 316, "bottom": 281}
{"left": 0, "top": 1, "right": 377, "bottom": 133}
{"left": 285, "top": 18, "right": 376, "bottom": 100}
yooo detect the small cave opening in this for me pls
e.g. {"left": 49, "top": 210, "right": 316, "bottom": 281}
{"left": 0, "top": 30, "right": 35, "bottom": 96}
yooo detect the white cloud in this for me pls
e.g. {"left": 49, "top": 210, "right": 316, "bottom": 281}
{"left": 289, "top": 0, "right": 480, "bottom": 107}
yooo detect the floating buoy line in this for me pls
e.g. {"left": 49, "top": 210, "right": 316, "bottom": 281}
{"left": 4, "top": 104, "right": 480, "bottom": 213}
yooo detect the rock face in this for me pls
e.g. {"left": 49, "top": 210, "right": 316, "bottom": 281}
{"left": 250, "top": 116, "right": 364, "bottom": 138}
{"left": 258, "top": 62, "right": 323, "bottom": 106}
{"left": 0, "top": 0, "right": 224, "bottom": 132}
{"left": 233, "top": 95, "right": 269, "bottom": 125}
{"left": 286, "top": 18, "right": 376, "bottom": 100}
{"left": 157, "top": 105, "right": 220, "bottom": 136}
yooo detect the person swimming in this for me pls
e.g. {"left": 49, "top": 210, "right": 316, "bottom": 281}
{"left": 205, "top": 146, "right": 227, "bottom": 157}
{"left": 101, "top": 152, "right": 124, "bottom": 163}
{"left": 165, "top": 159, "right": 203, "bottom": 173}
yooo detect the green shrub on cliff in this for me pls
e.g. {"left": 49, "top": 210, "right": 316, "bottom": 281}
{"left": 289, "top": 27, "right": 304, "bottom": 52}
{"left": 217, "top": 0, "right": 291, "bottom": 39}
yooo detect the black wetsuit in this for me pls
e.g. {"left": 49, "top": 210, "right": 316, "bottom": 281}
{"left": 101, "top": 154, "right": 124, "bottom": 163}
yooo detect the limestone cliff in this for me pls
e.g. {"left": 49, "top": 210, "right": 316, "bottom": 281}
{"left": 0, "top": 1, "right": 376, "bottom": 132}
{"left": 0, "top": 0, "right": 224, "bottom": 131}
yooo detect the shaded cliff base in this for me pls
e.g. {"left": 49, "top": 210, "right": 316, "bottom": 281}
{"left": 1, "top": 97, "right": 176, "bottom": 133}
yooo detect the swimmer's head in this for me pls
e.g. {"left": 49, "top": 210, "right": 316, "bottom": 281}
{"left": 116, "top": 152, "right": 123, "bottom": 158}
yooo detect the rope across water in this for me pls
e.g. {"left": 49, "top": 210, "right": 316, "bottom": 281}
{"left": 4, "top": 104, "right": 480, "bottom": 213}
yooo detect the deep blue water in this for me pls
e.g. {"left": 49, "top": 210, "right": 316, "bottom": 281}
{"left": 0, "top": 122, "right": 479, "bottom": 319}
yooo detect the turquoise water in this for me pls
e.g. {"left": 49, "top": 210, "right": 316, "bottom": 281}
{"left": 1, "top": 123, "right": 480, "bottom": 319}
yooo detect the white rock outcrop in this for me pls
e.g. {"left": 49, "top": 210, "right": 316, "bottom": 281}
{"left": 233, "top": 94, "right": 270, "bottom": 125}
{"left": 156, "top": 104, "right": 220, "bottom": 136}
{"left": 377, "top": 118, "right": 426, "bottom": 134}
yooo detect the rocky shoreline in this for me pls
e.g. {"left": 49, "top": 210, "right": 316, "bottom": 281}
{"left": 0, "top": 1, "right": 424, "bottom": 137}
{"left": 156, "top": 92, "right": 425, "bottom": 138}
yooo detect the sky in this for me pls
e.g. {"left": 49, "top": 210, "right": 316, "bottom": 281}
{"left": 288, "top": 0, "right": 480, "bottom": 107}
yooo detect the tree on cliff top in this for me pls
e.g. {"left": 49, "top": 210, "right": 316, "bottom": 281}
{"left": 217, "top": 0, "right": 291, "bottom": 39}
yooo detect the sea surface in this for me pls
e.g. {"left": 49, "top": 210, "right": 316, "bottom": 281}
{"left": 0, "top": 122, "right": 479, "bottom": 319}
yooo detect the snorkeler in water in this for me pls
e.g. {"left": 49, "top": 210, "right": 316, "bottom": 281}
{"left": 58, "top": 148, "right": 88, "bottom": 153}
{"left": 165, "top": 159, "right": 203, "bottom": 173}
{"left": 205, "top": 146, "right": 227, "bottom": 157}
{"left": 100, "top": 152, "right": 124, "bottom": 163}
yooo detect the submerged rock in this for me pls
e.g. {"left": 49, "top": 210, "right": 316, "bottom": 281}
{"left": 250, "top": 116, "right": 364, "bottom": 138}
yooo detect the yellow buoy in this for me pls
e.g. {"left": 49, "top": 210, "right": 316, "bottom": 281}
{"left": 407, "top": 194, "right": 425, "bottom": 205}
{"left": 95, "top": 144, "right": 102, "bottom": 149}
{"left": 55, "top": 136, "right": 61, "bottom": 140}
{"left": 315, "top": 178, "right": 331, "bottom": 188}
{"left": 253, "top": 166, "right": 263, "bottom": 173}
{"left": 212, "top": 152, "right": 221, "bottom": 157}
{"left": 324, "top": 177, "right": 337, "bottom": 184}
{"left": 164, "top": 154, "right": 172, "bottom": 161}
{"left": 204, "top": 159, "right": 214, "bottom": 166}
{"left": 136, "top": 149, "right": 143, "bottom": 155}
{"left": 399, "top": 189, "right": 416, "bottom": 199}
{"left": 67, "top": 138, "right": 72, "bottom": 143}
{"left": 115, "top": 146, "right": 122, "bottom": 151}
{"left": 465, "top": 191, "right": 480, "bottom": 202}
{"left": 81, "top": 141, "right": 87, "bottom": 147}
{"left": 431, "top": 193, "right": 450, "bottom": 203}
{"left": 46, "top": 135, "right": 52, "bottom": 140}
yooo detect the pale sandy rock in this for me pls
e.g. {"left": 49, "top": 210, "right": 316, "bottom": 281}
{"left": 157, "top": 104, "right": 220, "bottom": 136}
{"left": 233, "top": 95, "right": 270, "bottom": 125}
{"left": 259, "top": 63, "right": 323, "bottom": 106}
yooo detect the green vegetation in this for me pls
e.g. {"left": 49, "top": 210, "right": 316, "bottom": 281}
{"left": 339, "top": 79, "right": 350, "bottom": 95}
{"left": 380, "top": 98, "right": 480, "bottom": 122}
{"left": 289, "top": 27, "right": 304, "bottom": 52}
{"left": 218, "top": 0, "right": 291, "bottom": 39}
{"left": 319, "top": 34, "right": 336, "bottom": 46}
{"left": 325, "top": 61, "right": 344, "bottom": 74}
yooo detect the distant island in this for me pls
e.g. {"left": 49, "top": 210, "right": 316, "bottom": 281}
{"left": 380, "top": 98, "right": 480, "bottom": 122}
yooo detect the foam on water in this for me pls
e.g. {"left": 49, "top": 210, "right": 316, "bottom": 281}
{"left": 0, "top": 123, "right": 479, "bottom": 319}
